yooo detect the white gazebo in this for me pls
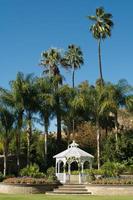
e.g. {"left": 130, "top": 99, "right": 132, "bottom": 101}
{"left": 53, "top": 141, "right": 94, "bottom": 183}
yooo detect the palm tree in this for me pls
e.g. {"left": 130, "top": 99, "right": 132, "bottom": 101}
{"left": 36, "top": 77, "right": 54, "bottom": 166}
{"left": 9, "top": 72, "right": 25, "bottom": 173}
{"left": 126, "top": 95, "right": 133, "bottom": 113}
{"left": 0, "top": 73, "right": 38, "bottom": 171}
{"left": 0, "top": 74, "right": 25, "bottom": 174}
{"left": 59, "top": 84, "right": 76, "bottom": 144}
{"left": 62, "top": 44, "right": 83, "bottom": 138}
{"left": 111, "top": 79, "right": 131, "bottom": 147}
{"left": 40, "top": 48, "right": 63, "bottom": 142}
{"left": 20, "top": 73, "right": 38, "bottom": 166}
{"left": 0, "top": 106, "right": 14, "bottom": 176}
{"left": 63, "top": 44, "right": 84, "bottom": 88}
{"left": 88, "top": 7, "right": 113, "bottom": 85}
{"left": 74, "top": 81, "right": 118, "bottom": 169}
{"left": 40, "top": 48, "right": 62, "bottom": 79}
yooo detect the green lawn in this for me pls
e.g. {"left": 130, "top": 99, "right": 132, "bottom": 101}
{"left": 0, "top": 194, "right": 132, "bottom": 200}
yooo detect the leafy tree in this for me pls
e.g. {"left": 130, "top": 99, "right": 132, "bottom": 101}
{"left": 88, "top": 7, "right": 113, "bottom": 85}
{"left": 75, "top": 122, "right": 97, "bottom": 155}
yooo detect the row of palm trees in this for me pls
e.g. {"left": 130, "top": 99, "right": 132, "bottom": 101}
{"left": 0, "top": 72, "right": 132, "bottom": 175}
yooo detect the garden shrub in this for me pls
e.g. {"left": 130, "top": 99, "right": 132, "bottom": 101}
{"left": 20, "top": 164, "right": 45, "bottom": 178}
{"left": 84, "top": 169, "right": 104, "bottom": 175}
{"left": 47, "top": 166, "right": 55, "bottom": 176}
{"left": 127, "top": 165, "right": 133, "bottom": 174}
{"left": 46, "top": 167, "right": 57, "bottom": 182}
{"left": 101, "top": 162, "right": 126, "bottom": 177}
{"left": 0, "top": 172, "right": 5, "bottom": 182}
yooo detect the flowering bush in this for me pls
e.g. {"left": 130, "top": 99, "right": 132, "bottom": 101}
{"left": 2, "top": 165, "right": 59, "bottom": 185}
{"left": 3, "top": 177, "right": 59, "bottom": 184}
{"left": 92, "top": 178, "right": 133, "bottom": 185}
{"left": 3, "top": 177, "right": 47, "bottom": 184}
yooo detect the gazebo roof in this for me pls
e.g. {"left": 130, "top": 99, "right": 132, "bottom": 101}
{"left": 53, "top": 141, "right": 94, "bottom": 159}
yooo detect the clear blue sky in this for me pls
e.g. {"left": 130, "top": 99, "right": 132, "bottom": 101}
{"left": 0, "top": 0, "right": 133, "bottom": 130}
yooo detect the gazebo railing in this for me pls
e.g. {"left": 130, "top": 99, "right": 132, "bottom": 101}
{"left": 56, "top": 172, "right": 90, "bottom": 184}
{"left": 56, "top": 173, "right": 65, "bottom": 183}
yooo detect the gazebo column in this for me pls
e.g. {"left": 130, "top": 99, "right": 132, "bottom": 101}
{"left": 68, "top": 163, "right": 71, "bottom": 174}
{"left": 79, "top": 163, "right": 81, "bottom": 184}
{"left": 90, "top": 160, "right": 92, "bottom": 169}
{"left": 55, "top": 161, "right": 58, "bottom": 174}
{"left": 68, "top": 163, "right": 71, "bottom": 183}
{"left": 63, "top": 160, "right": 66, "bottom": 183}
{"left": 57, "top": 161, "right": 60, "bottom": 173}
{"left": 81, "top": 162, "right": 84, "bottom": 174}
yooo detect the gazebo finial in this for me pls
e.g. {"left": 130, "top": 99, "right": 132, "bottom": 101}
{"left": 69, "top": 140, "right": 79, "bottom": 148}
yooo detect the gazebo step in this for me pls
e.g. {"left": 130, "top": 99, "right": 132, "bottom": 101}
{"left": 54, "top": 188, "right": 88, "bottom": 192}
{"left": 46, "top": 191, "right": 92, "bottom": 195}
{"left": 46, "top": 184, "right": 92, "bottom": 195}
{"left": 61, "top": 184, "right": 85, "bottom": 188}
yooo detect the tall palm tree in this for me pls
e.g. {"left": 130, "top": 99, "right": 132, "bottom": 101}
{"left": 62, "top": 44, "right": 83, "bottom": 138}
{"left": 63, "top": 44, "right": 84, "bottom": 88}
{"left": 40, "top": 48, "right": 62, "bottom": 79}
{"left": 40, "top": 48, "right": 63, "bottom": 142}
{"left": 0, "top": 106, "right": 14, "bottom": 176}
{"left": 88, "top": 7, "right": 113, "bottom": 85}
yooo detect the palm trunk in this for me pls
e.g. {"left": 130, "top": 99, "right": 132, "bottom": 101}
{"left": 72, "top": 120, "right": 75, "bottom": 140}
{"left": 72, "top": 66, "right": 75, "bottom": 139}
{"left": 72, "top": 67, "right": 75, "bottom": 88}
{"left": 16, "top": 112, "right": 23, "bottom": 174}
{"left": 96, "top": 120, "right": 100, "bottom": 169}
{"left": 56, "top": 94, "right": 62, "bottom": 143}
{"left": 3, "top": 151, "right": 7, "bottom": 176}
{"left": 98, "top": 39, "right": 104, "bottom": 86}
{"left": 115, "top": 113, "right": 118, "bottom": 150}
{"left": 16, "top": 129, "right": 20, "bottom": 174}
{"left": 3, "top": 137, "right": 8, "bottom": 176}
{"left": 57, "top": 110, "right": 61, "bottom": 142}
{"left": 27, "top": 113, "right": 32, "bottom": 166}
{"left": 44, "top": 118, "right": 48, "bottom": 166}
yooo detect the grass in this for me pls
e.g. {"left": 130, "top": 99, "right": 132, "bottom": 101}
{"left": 0, "top": 194, "right": 133, "bottom": 200}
